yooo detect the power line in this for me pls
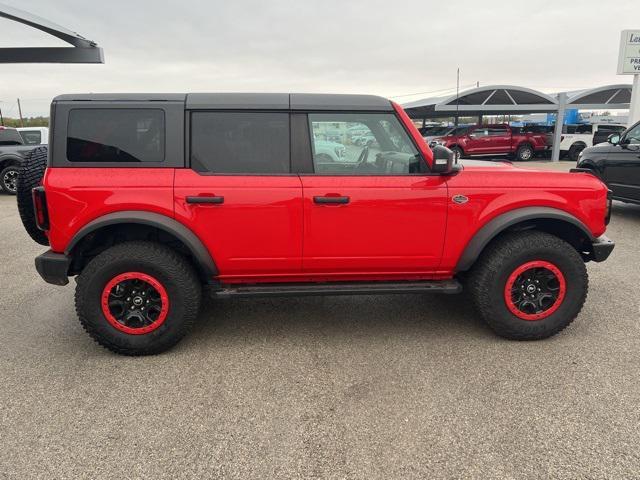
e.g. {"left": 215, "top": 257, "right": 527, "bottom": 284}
{"left": 389, "top": 83, "right": 477, "bottom": 99}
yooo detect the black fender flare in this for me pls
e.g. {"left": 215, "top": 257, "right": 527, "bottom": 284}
{"left": 455, "top": 207, "right": 594, "bottom": 272}
{"left": 65, "top": 210, "right": 218, "bottom": 278}
{"left": 0, "top": 154, "right": 24, "bottom": 168}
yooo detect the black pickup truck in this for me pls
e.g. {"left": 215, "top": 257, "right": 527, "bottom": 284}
{"left": 0, "top": 126, "right": 39, "bottom": 194}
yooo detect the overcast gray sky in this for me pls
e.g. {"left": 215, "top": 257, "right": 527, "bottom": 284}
{"left": 0, "top": 0, "right": 637, "bottom": 116}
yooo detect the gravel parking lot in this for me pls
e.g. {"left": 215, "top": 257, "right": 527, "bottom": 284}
{"left": 1, "top": 162, "right": 639, "bottom": 479}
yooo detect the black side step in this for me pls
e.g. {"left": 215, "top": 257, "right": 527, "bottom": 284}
{"left": 214, "top": 280, "right": 462, "bottom": 298}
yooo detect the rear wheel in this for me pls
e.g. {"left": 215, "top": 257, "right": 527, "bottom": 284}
{"left": 466, "top": 231, "right": 588, "bottom": 340}
{"left": 75, "top": 241, "right": 201, "bottom": 355}
{"left": 1, "top": 165, "right": 20, "bottom": 194}
{"left": 515, "top": 144, "right": 534, "bottom": 161}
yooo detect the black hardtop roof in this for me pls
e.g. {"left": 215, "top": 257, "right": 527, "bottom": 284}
{"left": 53, "top": 93, "right": 393, "bottom": 111}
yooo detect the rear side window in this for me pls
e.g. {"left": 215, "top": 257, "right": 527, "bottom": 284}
{"left": 190, "top": 112, "right": 290, "bottom": 174}
{"left": 67, "top": 109, "right": 165, "bottom": 163}
{"left": 19, "top": 130, "right": 41, "bottom": 145}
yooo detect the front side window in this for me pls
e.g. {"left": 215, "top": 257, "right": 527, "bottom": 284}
{"left": 67, "top": 109, "right": 165, "bottom": 163}
{"left": 624, "top": 123, "right": 640, "bottom": 145}
{"left": 190, "top": 112, "right": 290, "bottom": 174}
{"left": 309, "top": 113, "right": 422, "bottom": 175}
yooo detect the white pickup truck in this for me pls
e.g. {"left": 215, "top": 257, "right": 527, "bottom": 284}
{"left": 560, "top": 123, "right": 626, "bottom": 161}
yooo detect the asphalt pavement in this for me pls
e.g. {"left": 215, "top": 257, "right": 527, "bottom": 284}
{"left": 1, "top": 162, "right": 639, "bottom": 479}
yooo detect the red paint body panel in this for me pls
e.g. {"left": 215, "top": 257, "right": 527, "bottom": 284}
{"left": 174, "top": 170, "right": 304, "bottom": 277}
{"left": 40, "top": 104, "right": 610, "bottom": 287}
{"left": 44, "top": 168, "right": 175, "bottom": 253}
{"left": 300, "top": 175, "right": 448, "bottom": 273}
{"left": 440, "top": 162, "right": 608, "bottom": 271}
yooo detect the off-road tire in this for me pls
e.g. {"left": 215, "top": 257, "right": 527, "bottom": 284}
{"left": 515, "top": 144, "right": 534, "bottom": 161}
{"left": 466, "top": 231, "right": 588, "bottom": 340}
{"left": 75, "top": 241, "right": 201, "bottom": 355}
{"left": 450, "top": 146, "right": 463, "bottom": 161}
{"left": 1, "top": 164, "right": 20, "bottom": 195}
{"left": 16, "top": 146, "right": 49, "bottom": 245}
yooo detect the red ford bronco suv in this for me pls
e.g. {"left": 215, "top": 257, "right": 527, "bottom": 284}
{"left": 17, "top": 93, "right": 614, "bottom": 355}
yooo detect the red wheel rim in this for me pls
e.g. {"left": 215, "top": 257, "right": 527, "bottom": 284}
{"left": 504, "top": 260, "right": 566, "bottom": 321}
{"left": 101, "top": 272, "right": 169, "bottom": 335}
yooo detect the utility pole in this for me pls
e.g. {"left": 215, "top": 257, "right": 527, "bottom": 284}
{"left": 455, "top": 68, "right": 460, "bottom": 126}
{"left": 17, "top": 98, "right": 24, "bottom": 127}
{"left": 0, "top": 106, "right": 4, "bottom": 126}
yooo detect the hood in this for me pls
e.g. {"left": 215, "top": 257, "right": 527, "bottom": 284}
{"left": 460, "top": 159, "right": 515, "bottom": 170}
{"left": 583, "top": 142, "right": 614, "bottom": 155}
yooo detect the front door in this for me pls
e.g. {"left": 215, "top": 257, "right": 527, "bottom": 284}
{"left": 603, "top": 123, "right": 640, "bottom": 202}
{"left": 301, "top": 112, "right": 448, "bottom": 277}
{"left": 465, "top": 127, "right": 491, "bottom": 155}
{"left": 174, "top": 111, "right": 303, "bottom": 280}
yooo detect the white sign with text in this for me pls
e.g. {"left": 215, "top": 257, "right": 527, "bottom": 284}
{"left": 618, "top": 30, "right": 640, "bottom": 74}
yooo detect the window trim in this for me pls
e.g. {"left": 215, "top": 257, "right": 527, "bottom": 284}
{"left": 66, "top": 107, "right": 167, "bottom": 164}
{"left": 51, "top": 101, "right": 184, "bottom": 168}
{"left": 303, "top": 110, "right": 431, "bottom": 176}
{"left": 187, "top": 109, "right": 296, "bottom": 176}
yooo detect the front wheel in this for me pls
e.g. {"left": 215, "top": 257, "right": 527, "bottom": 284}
{"left": 466, "top": 231, "right": 588, "bottom": 340}
{"left": 450, "top": 146, "right": 463, "bottom": 161}
{"left": 568, "top": 144, "right": 584, "bottom": 162}
{"left": 1, "top": 165, "right": 20, "bottom": 194}
{"left": 75, "top": 241, "right": 201, "bottom": 355}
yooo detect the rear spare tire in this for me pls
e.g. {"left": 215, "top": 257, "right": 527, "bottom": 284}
{"left": 17, "top": 146, "right": 49, "bottom": 246}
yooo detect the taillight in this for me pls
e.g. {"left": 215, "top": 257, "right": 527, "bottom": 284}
{"left": 605, "top": 191, "right": 612, "bottom": 226}
{"left": 32, "top": 186, "right": 49, "bottom": 231}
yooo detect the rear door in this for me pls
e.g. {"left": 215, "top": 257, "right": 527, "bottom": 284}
{"left": 299, "top": 112, "right": 448, "bottom": 276}
{"left": 174, "top": 111, "right": 303, "bottom": 280}
{"left": 486, "top": 126, "right": 511, "bottom": 154}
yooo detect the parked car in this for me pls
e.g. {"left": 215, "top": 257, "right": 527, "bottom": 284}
{"left": 19, "top": 93, "right": 613, "bottom": 355}
{"left": 0, "top": 126, "right": 42, "bottom": 194}
{"left": 576, "top": 120, "right": 640, "bottom": 205}
{"left": 424, "top": 125, "right": 469, "bottom": 144}
{"left": 560, "top": 123, "right": 627, "bottom": 161}
{"left": 422, "top": 126, "right": 455, "bottom": 143}
{"left": 313, "top": 139, "right": 346, "bottom": 162}
{"left": 17, "top": 126, "right": 49, "bottom": 146}
{"left": 430, "top": 124, "right": 550, "bottom": 161}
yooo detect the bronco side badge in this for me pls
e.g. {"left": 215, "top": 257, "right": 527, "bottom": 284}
{"left": 452, "top": 194, "right": 469, "bottom": 204}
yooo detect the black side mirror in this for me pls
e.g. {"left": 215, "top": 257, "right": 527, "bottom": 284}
{"left": 431, "top": 145, "right": 455, "bottom": 174}
{"left": 608, "top": 133, "right": 620, "bottom": 145}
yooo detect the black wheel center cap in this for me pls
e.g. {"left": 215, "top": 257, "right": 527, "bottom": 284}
{"left": 132, "top": 296, "right": 144, "bottom": 306}
{"left": 526, "top": 284, "right": 537, "bottom": 294}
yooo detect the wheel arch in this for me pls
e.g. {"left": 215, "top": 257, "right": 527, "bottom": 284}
{"left": 0, "top": 155, "right": 23, "bottom": 169}
{"left": 570, "top": 141, "right": 587, "bottom": 149}
{"left": 66, "top": 211, "right": 218, "bottom": 282}
{"left": 455, "top": 207, "right": 595, "bottom": 272}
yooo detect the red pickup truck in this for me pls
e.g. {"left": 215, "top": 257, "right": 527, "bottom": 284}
{"left": 430, "top": 124, "right": 550, "bottom": 161}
